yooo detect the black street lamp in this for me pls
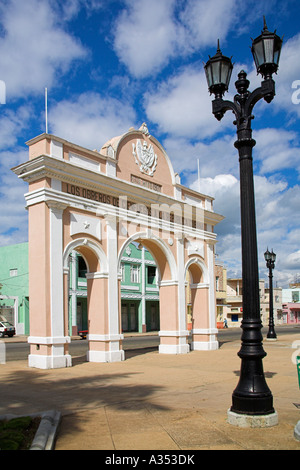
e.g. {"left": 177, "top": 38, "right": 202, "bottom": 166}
{"left": 264, "top": 248, "right": 277, "bottom": 340}
{"left": 204, "top": 18, "right": 282, "bottom": 425}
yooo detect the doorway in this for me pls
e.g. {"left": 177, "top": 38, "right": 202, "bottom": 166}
{"left": 121, "top": 301, "right": 139, "bottom": 332}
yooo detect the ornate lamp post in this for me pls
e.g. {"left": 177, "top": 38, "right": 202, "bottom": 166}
{"left": 264, "top": 248, "right": 277, "bottom": 340}
{"left": 204, "top": 18, "right": 282, "bottom": 426}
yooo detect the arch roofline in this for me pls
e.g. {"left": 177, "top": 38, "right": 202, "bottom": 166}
{"left": 100, "top": 123, "right": 180, "bottom": 186}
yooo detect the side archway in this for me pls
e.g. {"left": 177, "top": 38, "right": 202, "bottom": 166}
{"left": 185, "top": 256, "right": 218, "bottom": 351}
{"left": 63, "top": 237, "right": 123, "bottom": 363}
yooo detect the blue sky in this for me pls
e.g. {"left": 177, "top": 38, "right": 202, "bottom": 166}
{"left": 0, "top": 0, "right": 299, "bottom": 287}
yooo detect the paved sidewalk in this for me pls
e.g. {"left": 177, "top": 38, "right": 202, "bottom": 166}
{"left": 0, "top": 332, "right": 300, "bottom": 450}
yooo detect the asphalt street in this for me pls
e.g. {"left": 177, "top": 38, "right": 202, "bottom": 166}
{"left": 3, "top": 325, "right": 299, "bottom": 362}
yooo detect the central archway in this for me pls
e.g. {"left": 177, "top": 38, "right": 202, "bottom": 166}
{"left": 118, "top": 231, "right": 189, "bottom": 354}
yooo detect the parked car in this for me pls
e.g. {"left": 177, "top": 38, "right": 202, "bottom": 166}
{"left": 0, "top": 321, "right": 15, "bottom": 338}
{"left": 78, "top": 330, "right": 88, "bottom": 339}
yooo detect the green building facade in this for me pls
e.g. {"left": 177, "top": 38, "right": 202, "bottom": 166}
{"left": 0, "top": 242, "right": 29, "bottom": 334}
{"left": 120, "top": 243, "right": 159, "bottom": 333}
{"left": 0, "top": 242, "right": 159, "bottom": 336}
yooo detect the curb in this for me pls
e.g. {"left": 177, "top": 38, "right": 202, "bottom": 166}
{"left": 0, "top": 410, "right": 61, "bottom": 450}
{"left": 294, "top": 420, "right": 300, "bottom": 441}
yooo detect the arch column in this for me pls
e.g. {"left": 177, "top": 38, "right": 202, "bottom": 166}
{"left": 190, "top": 246, "right": 218, "bottom": 351}
{"left": 28, "top": 201, "right": 71, "bottom": 369}
{"left": 159, "top": 280, "right": 189, "bottom": 354}
{"left": 157, "top": 235, "right": 189, "bottom": 354}
{"left": 191, "top": 284, "right": 218, "bottom": 350}
{"left": 87, "top": 214, "right": 124, "bottom": 362}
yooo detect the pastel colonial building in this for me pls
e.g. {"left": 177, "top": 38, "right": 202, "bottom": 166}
{"left": 0, "top": 241, "right": 159, "bottom": 336}
{"left": 12, "top": 124, "right": 224, "bottom": 369}
{"left": 282, "top": 287, "right": 300, "bottom": 324}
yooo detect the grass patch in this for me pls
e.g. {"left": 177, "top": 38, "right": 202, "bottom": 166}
{"left": 0, "top": 416, "right": 41, "bottom": 450}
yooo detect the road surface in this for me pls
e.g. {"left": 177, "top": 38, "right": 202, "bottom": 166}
{"left": 2, "top": 325, "right": 299, "bottom": 362}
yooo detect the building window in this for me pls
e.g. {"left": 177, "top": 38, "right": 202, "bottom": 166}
{"left": 147, "top": 266, "right": 156, "bottom": 285}
{"left": 78, "top": 256, "right": 87, "bottom": 278}
{"left": 130, "top": 265, "right": 140, "bottom": 283}
{"left": 121, "top": 264, "right": 125, "bottom": 282}
{"left": 292, "top": 291, "right": 299, "bottom": 302}
{"left": 10, "top": 268, "right": 18, "bottom": 277}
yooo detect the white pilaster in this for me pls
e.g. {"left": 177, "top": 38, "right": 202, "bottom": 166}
{"left": 141, "top": 246, "right": 146, "bottom": 329}
{"left": 104, "top": 214, "right": 124, "bottom": 361}
{"left": 206, "top": 242, "right": 219, "bottom": 350}
{"left": 176, "top": 236, "right": 188, "bottom": 336}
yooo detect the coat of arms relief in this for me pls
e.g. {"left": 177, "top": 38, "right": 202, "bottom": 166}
{"left": 132, "top": 139, "right": 158, "bottom": 176}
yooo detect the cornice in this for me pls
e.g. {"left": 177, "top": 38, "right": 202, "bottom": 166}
{"left": 12, "top": 154, "right": 224, "bottom": 228}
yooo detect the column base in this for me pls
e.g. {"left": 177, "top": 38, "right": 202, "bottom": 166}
{"left": 158, "top": 330, "right": 189, "bottom": 355}
{"left": 227, "top": 409, "right": 278, "bottom": 428}
{"left": 191, "top": 328, "right": 219, "bottom": 351}
{"left": 87, "top": 334, "right": 125, "bottom": 363}
{"left": 159, "top": 344, "right": 190, "bottom": 354}
{"left": 191, "top": 340, "right": 219, "bottom": 351}
{"left": 28, "top": 354, "right": 72, "bottom": 369}
{"left": 87, "top": 350, "right": 125, "bottom": 363}
{"left": 28, "top": 336, "right": 72, "bottom": 369}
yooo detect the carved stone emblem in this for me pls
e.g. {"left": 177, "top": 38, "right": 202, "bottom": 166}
{"left": 132, "top": 139, "right": 157, "bottom": 176}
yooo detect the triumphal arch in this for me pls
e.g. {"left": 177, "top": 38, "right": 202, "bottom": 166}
{"left": 13, "top": 123, "right": 224, "bottom": 369}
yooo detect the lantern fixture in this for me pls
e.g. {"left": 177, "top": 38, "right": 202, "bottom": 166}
{"left": 204, "top": 40, "right": 233, "bottom": 98}
{"left": 264, "top": 248, "right": 276, "bottom": 267}
{"left": 251, "top": 17, "right": 283, "bottom": 80}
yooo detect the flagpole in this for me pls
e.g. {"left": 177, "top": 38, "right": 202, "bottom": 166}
{"left": 45, "top": 87, "right": 48, "bottom": 134}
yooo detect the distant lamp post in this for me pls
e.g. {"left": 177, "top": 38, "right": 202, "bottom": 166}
{"left": 204, "top": 18, "right": 282, "bottom": 426}
{"left": 264, "top": 248, "right": 277, "bottom": 340}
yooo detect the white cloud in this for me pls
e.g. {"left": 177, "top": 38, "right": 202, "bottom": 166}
{"left": 253, "top": 128, "right": 300, "bottom": 175}
{"left": 145, "top": 66, "right": 235, "bottom": 140}
{"left": 188, "top": 171, "right": 300, "bottom": 287}
{"left": 0, "top": 148, "right": 29, "bottom": 245}
{"left": 162, "top": 133, "right": 237, "bottom": 181}
{"left": 179, "top": 0, "right": 238, "bottom": 49}
{"left": 113, "top": 0, "right": 179, "bottom": 78}
{"left": 0, "top": 106, "right": 31, "bottom": 150}
{"left": 49, "top": 92, "right": 136, "bottom": 150}
{"left": 0, "top": 0, "right": 87, "bottom": 99}
{"left": 113, "top": 0, "right": 240, "bottom": 79}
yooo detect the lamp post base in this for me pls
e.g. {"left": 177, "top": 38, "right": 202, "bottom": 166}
{"left": 266, "top": 330, "right": 277, "bottom": 340}
{"left": 227, "top": 409, "right": 278, "bottom": 428}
